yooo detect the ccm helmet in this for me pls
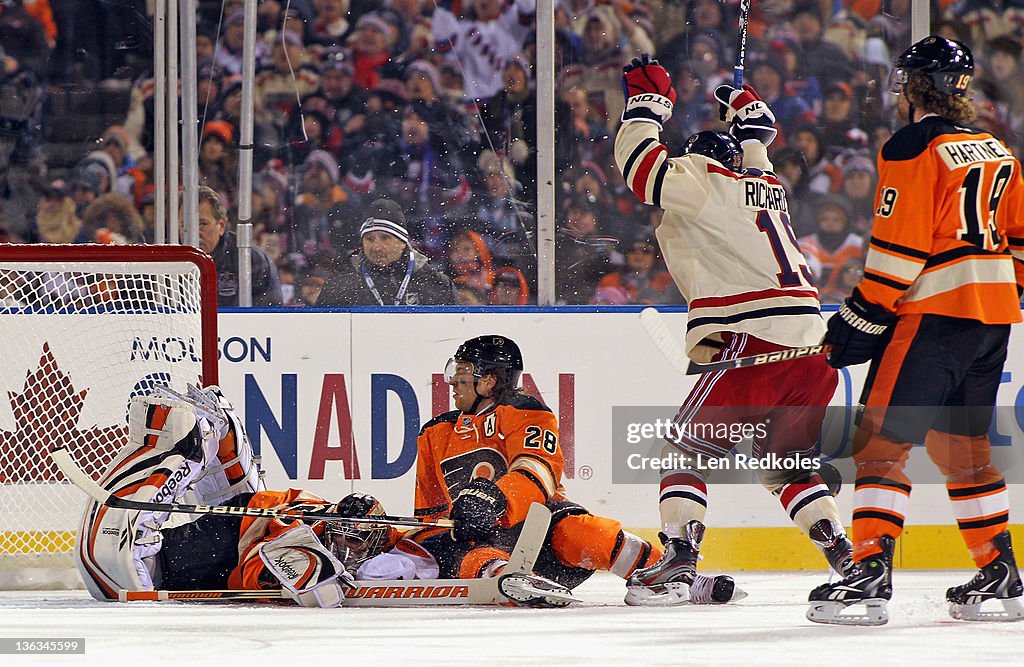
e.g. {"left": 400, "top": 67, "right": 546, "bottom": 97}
{"left": 682, "top": 131, "right": 743, "bottom": 172}
{"left": 446, "top": 335, "right": 524, "bottom": 389}
{"left": 889, "top": 36, "right": 974, "bottom": 96}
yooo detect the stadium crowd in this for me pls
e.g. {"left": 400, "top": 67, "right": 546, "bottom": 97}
{"left": 1, "top": 0, "right": 1022, "bottom": 306}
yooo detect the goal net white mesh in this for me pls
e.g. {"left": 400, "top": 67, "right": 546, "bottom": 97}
{"left": 0, "top": 245, "right": 217, "bottom": 588}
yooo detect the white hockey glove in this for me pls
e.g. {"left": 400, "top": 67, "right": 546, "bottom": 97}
{"left": 259, "top": 525, "right": 354, "bottom": 608}
{"left": 714, "top": 84, "right": 778, "bottom": 146}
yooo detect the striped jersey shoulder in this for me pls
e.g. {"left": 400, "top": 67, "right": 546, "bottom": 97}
{"left": 881, "top": 116, "right": 992, "bottom": 162}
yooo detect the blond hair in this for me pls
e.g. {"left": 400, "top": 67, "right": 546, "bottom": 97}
{"left": 905, "top": 73, "right": 977, "bottom": 124}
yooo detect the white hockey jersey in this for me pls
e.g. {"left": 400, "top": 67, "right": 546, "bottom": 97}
{"left": 614, "top": 121, "right": 826, "bottom": 357}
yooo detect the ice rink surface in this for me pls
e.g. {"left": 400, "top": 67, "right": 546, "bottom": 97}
{"left": 1, "top": 571, "right": 1021, "bottom": 667}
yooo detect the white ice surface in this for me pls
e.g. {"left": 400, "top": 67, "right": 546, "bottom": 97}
{"left": 1, "top": 570, "right": 1020, "bottom": 667}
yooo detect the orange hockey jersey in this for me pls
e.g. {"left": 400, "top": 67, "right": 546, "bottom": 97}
{"left": 414, "top": 395, "right": 564, "bottom": 528}
{"left": 861, "top": 116, "right": 1024, "bottom": 322}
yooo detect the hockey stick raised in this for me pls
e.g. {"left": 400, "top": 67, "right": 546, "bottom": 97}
{"left": 50, "top": 447, "right": 452, "bottom": 529}
{"left": 640, "top": 307, "right": 831, "bottom": 375}
{"left": 733, "top": 0, "right": 751, "bottom": 86}
{"left": 119, "top": 503, "right": 557, "bottom": 607}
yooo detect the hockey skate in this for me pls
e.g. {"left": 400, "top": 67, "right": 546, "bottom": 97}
{"left": 498, "top": 572, "right": 575, "bottom": 607}
{"left": 946, "top": 531, "right": 1024, "bottom": 622}
{"left": 624, "top": 520, "right": 746, "bottom": 607}
{"left": 808, "top": 518, "right": 855, "bottom": 577}
{"left": 806, "top": 535, "right": 894, "bottom": 626}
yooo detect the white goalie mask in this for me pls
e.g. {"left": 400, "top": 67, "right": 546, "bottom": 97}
{"left": 321, "top": 493, "right": 390, "bottom": 570}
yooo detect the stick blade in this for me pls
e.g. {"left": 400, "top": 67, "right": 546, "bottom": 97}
{"left": 50, "top": 447, "right": 111, "bottom": 504}
{"left": 639, "top": 308, "right": 689, "bottom": 375}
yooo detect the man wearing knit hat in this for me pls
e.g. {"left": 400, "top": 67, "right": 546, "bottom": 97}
{"left": 315, "top": 198, "right": 456, "bottom": 306}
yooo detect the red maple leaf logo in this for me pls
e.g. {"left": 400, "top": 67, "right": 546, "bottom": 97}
{"left": 0, "top": 343, "right": 126, "bottom": 483}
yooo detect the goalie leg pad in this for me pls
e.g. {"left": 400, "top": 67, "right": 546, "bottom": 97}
{"left": 258, "top": 525, "right": 352, "bottom": 608}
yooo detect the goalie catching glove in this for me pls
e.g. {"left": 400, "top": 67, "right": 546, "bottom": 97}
{"left": 621, "top": 53, "right": 676, "bottom": 126}
{"left": 822, "top": 288, "right": 897, "bottom": 368}
{"left": 713, "top": 84, "right": 777, "bottom": 146}
{"left": 450, "top": 477, "right": 508, "bottom": 543}
{"left": 258, "top": 525, "right": 354, "bottom": 607}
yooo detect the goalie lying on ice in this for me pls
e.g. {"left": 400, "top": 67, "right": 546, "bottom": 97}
{"left": 75, "top": 387, "right": 362, "bottom": 607}
{"left": 73, "top": 386, "right": 569, "bottom": 607}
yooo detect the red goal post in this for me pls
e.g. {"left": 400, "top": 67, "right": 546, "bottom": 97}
{"left": 0, "top": 244, "right": 218, "bottom": 586}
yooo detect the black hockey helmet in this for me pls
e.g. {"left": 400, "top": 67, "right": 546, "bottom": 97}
{"left": 447, "top": 335, "right": 524, "bottom": 389}
{"left": 889, "top": 36, "right": 974, "bottom": 96}
{"left": 682, "top": 131, "right": 743, "bottom": 172}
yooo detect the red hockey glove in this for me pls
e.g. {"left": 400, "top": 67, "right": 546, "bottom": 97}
{"left": 714, "top": 84, "right": 778, "bottom": 146}
{"left": 822, "top": 288, "right": 897, "bottom": 368}
{"left": 621, "top": 54, "right": 676, "bottom": 125}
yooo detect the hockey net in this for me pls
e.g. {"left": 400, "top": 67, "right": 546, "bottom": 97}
{"left": 0, "top": 244, "right": 217, "bottom": 588}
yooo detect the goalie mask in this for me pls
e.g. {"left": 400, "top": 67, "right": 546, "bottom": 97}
{"left": 321, "top": 493, "right": 390, "bottom": 571}
{"left": 682, "top": 131, "right": 743, "bottom": 173}
{"left": 889, "top": 36, "right": 973, "bottom": 96}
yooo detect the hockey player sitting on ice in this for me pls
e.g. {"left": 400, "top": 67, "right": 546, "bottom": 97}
{"left": 75, "top": 385, "right": 571, "bottom": 607}
{"left": 400, "top": 334, "right": 741, "bottom": 605}
{"left": 613, "top": 55, "right": 854, "bottom": 606}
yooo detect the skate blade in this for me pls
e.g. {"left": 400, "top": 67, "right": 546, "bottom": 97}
{"left": 729, "top": 585, "right": 749, "bottom": 602}
{"left": 624, "top": 582, "right": 690, "bottom": 607}
{"left": 806, "top": 599, "right": 888, "bottom": 626}
{"left": 949, "top": 596, "right": 1024, "bottom": 622}
{"left": 499, "top": 574, "right": 575, "bottom": 607}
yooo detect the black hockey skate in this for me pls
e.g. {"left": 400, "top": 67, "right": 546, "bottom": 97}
{"left": 946, "top": 531, "right": 1024, "bottom": 622}
{"left": 624, "top": 520, "right": 746, "bottom": 607}
{"left": 498, "top": 572, "right": 575, "bottom": 607}
{"left": 807, "top": 534, "right": 894, "bottom": 626}
{"left": 808, "top": 518, "right": 855, "bottom": 576}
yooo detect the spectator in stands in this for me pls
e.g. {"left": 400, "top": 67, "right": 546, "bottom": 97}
{"left": 489, "top": 265, "right": 530, "bottom": 305}
{"left": 818, "top": 81, "right": 868, "bottom": 153}
{"left": 0, "top": 0, "right": 52, "bottom": 80}
{"left": 198, "top": 121, "right": 237, "bottom": 209}
{"left": 796, "top": 194, "right": 864, "bottom": 295}
{"left": 748, "top": 57, "right": 811, "bottom": 136}
{"left": 432, "top": 0, "right": 537, "bottom": 102}
{"left": 255, "top": 31, "right": 319, "bottom": 133}
{"left": 593, "top": 237, "right": 682, "bottom": 305}
{"left": 31, "top": 179, "right": 88, "bottom": 244}
{"left": 82, "top": 192, "right": 145, "bottom": 244}
{"left": 195, "top": 185, "right": 283, "bottom": 307}
{"left": 310, "top": 0, "right": 353, "bottom": 49}
{"left": 469, "top": 150, "right": 527, "bottom": 262}
{"left": 555, "top": 197, "right": 613, "bottom": 305}
{"left": 350, "top": 12, "right": 398, "bottom": 90}
{"left": 979, "top": 35, "right": 1024, "bottom": 148}
{"left": 290, "top": 149, "right": 361, "bottom": 256}
{"left": 818, "top": 256, "right": 865, "bottom": 305}
{"left": 560, "top": 4, "right": 654, "bottom": 130}
{"left": 661, "top": 62, "right": 714, "bottom": 154}
{"left": 790, "top": 1, "right": 854, "bottom": 89}
{"left": 68, "top": 167, "right": 102, "bottom": 217}
{"left": 215, "top": 11, "right": 268, "bottom": 75}
{"left": 791, "top": 123, "right": 840, "bottom": 195}
{"left": 455, "top": 281, "right": 489, "bottom": 306}
{"left": 837, "top": 152, "right": 877, "bottom": 236}
{"left": 315, "top": 197, "right": 457, "bottom": 306}
{"left": 446, "top": 228, "right": 495, "bottom": 296}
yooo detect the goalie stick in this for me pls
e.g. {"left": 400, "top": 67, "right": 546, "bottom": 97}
{"left": 50, "top": 447, "right": 452, "bottom": 529}
{"left": 119, "top": 503, "right": 561, "bottom": 607}
{"left": 640, "top": 307, "right": 831, "bottom": 375}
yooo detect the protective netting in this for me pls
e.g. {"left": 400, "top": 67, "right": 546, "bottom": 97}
{"left": 0, "top": 246, "right": 215, "bottom": 576}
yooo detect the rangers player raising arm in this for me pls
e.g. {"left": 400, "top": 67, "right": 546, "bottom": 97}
{"left": 613, "top": 55, "right": 854, "bottom": 606}
{"left": 808, "top": 37, "right": 1024, "bottom": 626}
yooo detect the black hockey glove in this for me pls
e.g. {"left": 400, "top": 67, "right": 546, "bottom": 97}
{"left": 450, "top": 477, "right": 508, "bottom": 543}
{"left": 822, "top": 288, "right": 897, "bottom": 369}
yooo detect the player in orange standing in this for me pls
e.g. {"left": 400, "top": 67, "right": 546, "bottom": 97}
{"left": 809, "top": 36, "right": 1024, "bottom": 625}
{"left": 409, "top": 334, "right": 742, "bottom": 603}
